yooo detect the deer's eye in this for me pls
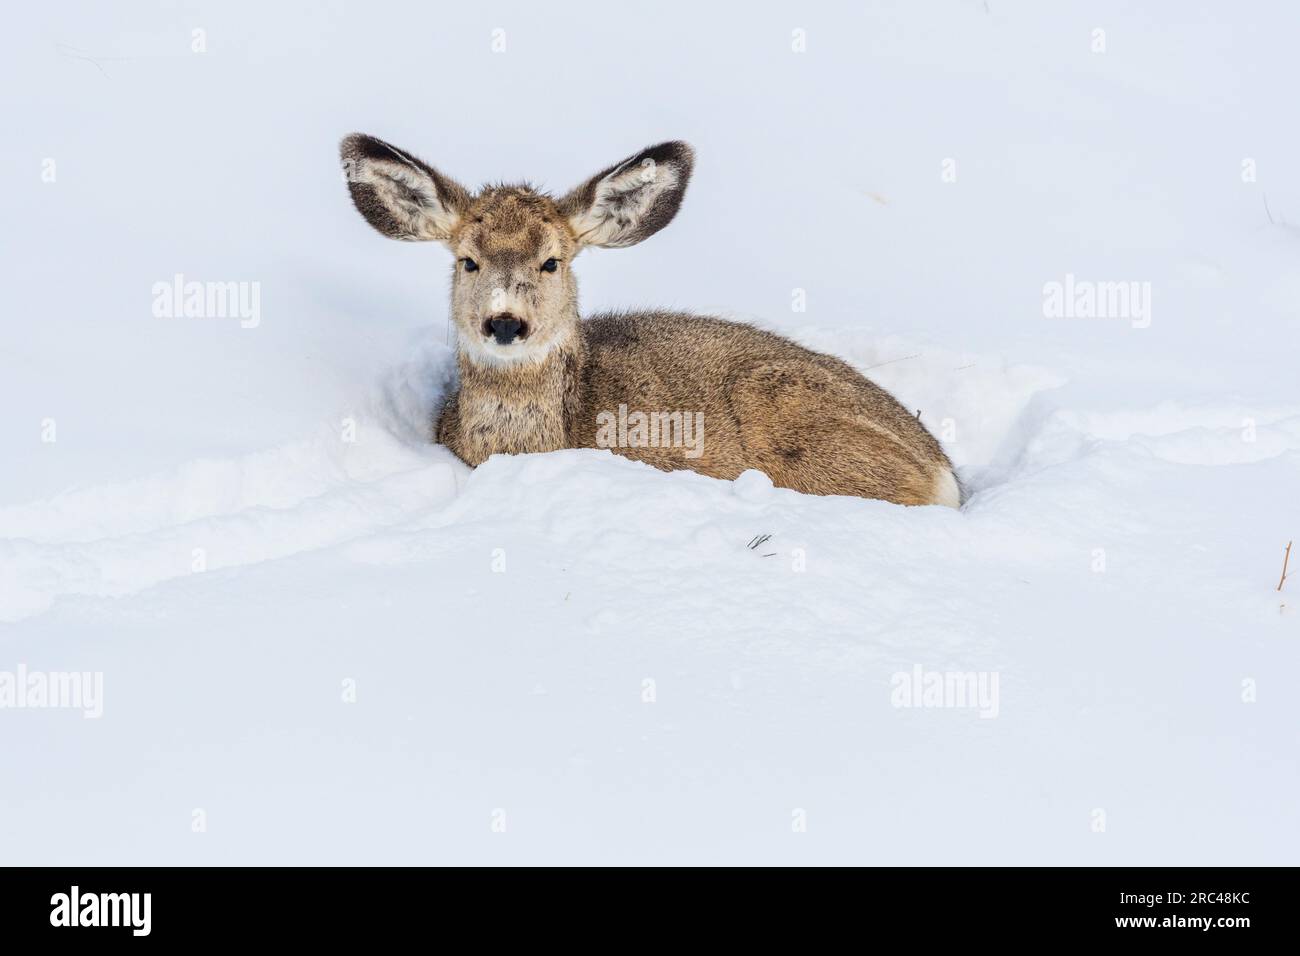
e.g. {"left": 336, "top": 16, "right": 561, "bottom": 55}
{"left": 462, "top": 258, "right": 479, "bottom": 272}
{"left": 540, "top": 258, "right": 558, "bottom": 273}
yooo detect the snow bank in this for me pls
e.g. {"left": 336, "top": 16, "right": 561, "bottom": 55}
{"left": 2, "top": 0, "right": 1297, "bottom": 864}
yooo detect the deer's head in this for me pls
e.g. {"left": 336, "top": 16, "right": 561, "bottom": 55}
{"left": 341, "top": 135, "right": 694, "bottom": 367}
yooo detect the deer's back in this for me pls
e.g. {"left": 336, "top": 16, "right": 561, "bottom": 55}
{"left": 573, "top": 311, "right": 955, "bottom": 504}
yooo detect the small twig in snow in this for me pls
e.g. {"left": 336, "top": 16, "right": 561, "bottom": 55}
{"left": 55, "top": 43, "right": 124, "bottom": 78}
{"left": 1278, "top": 540, "right": 1292, "bottom": 592}
{"left": 864, "top": 353, "right": 920, "bottom": 371}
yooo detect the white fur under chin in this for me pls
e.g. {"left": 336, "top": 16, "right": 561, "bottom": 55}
{"left": 460, "top": 332, "right": 559, "bottom": 368}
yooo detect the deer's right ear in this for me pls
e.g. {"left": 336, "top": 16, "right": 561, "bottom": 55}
{"left": 559, "top": 141, "right": 695, "bottom": 249}
{"left": 339, "top": 134, "right": 469, "bottom": 243}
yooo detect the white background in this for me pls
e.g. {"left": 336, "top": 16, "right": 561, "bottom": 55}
{"left": 1, "top": 0, "right": 1297, "bottom": 863}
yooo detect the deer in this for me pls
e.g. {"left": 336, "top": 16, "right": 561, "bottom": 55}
{"left": 339, "top": 135, "right": 960, "bottom": 507}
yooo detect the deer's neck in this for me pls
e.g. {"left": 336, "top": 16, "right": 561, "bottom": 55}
{"left": 452, "top": 334, "right": 585, "bottom": 461}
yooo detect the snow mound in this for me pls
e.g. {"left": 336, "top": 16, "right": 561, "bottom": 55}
{"left": 0, "top": 342, "right": 465, "bottom": 623}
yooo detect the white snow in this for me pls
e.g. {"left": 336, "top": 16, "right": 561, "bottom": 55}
{"left": 1, "top": 0, "right": 1297, "bottom": 864}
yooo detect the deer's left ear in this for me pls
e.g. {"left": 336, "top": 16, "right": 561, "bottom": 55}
{"left": 558, "top": 141, "right": 694, "bottom": 249}
{"left": 340, "top": 133, "right": 469, "bottom": 243}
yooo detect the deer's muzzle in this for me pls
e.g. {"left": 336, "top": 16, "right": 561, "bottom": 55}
{"left": 483, "top": 315, "right": 527, "bottom": 345}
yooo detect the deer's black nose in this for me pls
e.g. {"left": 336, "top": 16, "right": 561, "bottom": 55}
{"left": 490, "top": 317, "right": 521, "bottom": 344}
{"left": 484, "top": 315, "right": 525, "bottom": 345}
